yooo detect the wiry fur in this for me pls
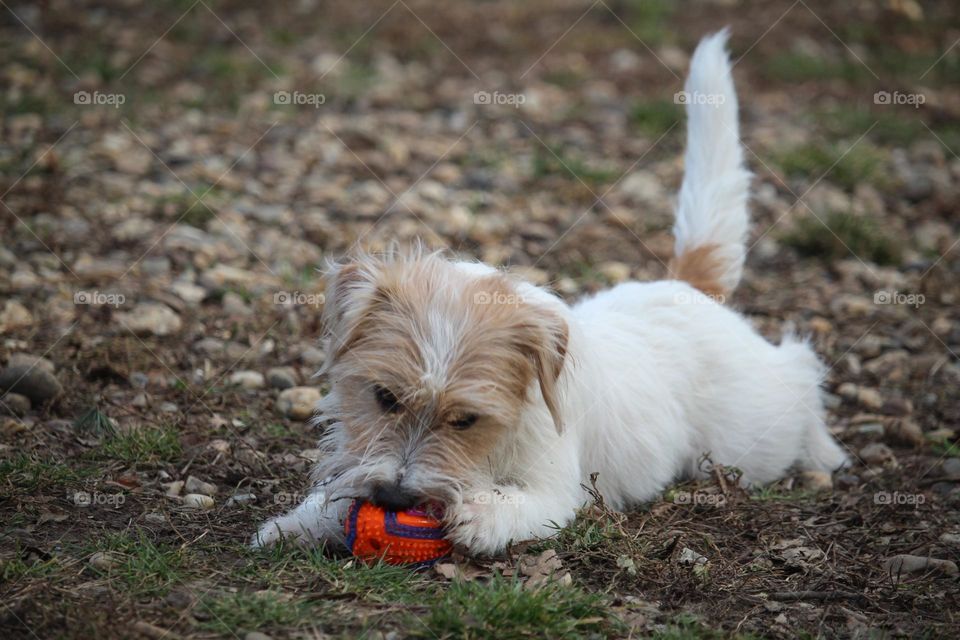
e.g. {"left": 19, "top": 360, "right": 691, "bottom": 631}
{"left": 252, "top": 32, "right": 847, "bottom": 555}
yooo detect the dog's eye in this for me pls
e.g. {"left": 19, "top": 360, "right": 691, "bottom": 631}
{"left": 374, "top": 385, "right": 401, "bottom": 413}
{"left": 450, "top": 414, "right": 478, "bottom": 430}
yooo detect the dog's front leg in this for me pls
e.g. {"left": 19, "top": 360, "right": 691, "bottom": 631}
{"left": 251, "top": 490, "right": 348, "bottom": 549}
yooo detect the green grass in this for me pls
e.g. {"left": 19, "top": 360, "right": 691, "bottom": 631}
{"left": 90, "top": 532, "right": 187, "bottom": 597}
{"left": 763, "top": 52, "right": 874, "bottom": 84}
{"left": 773, "top": 141, "right": 886, "bottom": 191}
{"left": 621, "top": 0, "right": 675, "bottom": 46}
{"left": 630, "top": 99, "right": 682, "bottom": 137}
{"left": 198, "top": 591, "right": 314, "bottom": 636}
{"left": 780, "top": 210, "right": 901, "bottom": 265}
{"left": 1, "top": 555, "right": 63, "bottom": 583}
{"left": 750, "top": 485, "right": 816, "bottom": 503}
{"left": 531, "top": 145, "right": 618, "bottom": 187}
{"left": 931, "top": 440, "right": 960, "bottom": 457}
{"left": 535, "top": 511, "right": 624, "bottom": 554}
{"left": 74, "top": 406, "right": 117, "bottom": 438}
{"left": 0, "top": 454, "right": 90, "bottom": 491}
{"left": 414, "top": 575, "right": 619, "bottom": 640}
{"left": 95, "top": 425, "right": 182, "bottom": 464}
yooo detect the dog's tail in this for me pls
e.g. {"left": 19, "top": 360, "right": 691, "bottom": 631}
{"left": 669, "top": 30, "right": 751, "bottom": 298}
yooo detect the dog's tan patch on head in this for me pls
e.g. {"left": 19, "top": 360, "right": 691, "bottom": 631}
{"left": 668, "top": 243, "right": 729, "bottom": 298}
{"left": 320, "top": 251, "right": 568, "bottom": 495}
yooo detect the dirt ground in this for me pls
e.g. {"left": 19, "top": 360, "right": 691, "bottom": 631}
{"left": 2, "top": 0, "right": 959, "bottom": 638}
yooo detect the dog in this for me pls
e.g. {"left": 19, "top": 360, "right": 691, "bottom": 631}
{"left": 253, "top": 31, "right": 848, "bottom": 556}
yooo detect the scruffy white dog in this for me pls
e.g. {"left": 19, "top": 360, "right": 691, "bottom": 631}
{"left": 253, "top": 31, "right": 847, "bottom": 555}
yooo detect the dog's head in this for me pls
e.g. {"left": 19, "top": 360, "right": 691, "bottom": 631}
{"left": 312, "top": 250, "right": 568, "bottom": 510}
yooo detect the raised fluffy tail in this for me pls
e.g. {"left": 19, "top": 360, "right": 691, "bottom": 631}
{"left": 669, "top": 30, "right": 751, "bottom": 298}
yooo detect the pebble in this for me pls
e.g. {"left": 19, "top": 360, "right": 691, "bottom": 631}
{"left": 245, "top": 632, "right": 273, "bottom": 640}
{"left": 0, "top": 392, "right": 31, "bottom": 416}
{"left": 222, "top": 291, "right": 252, "bottom": 316}
{"left": 266, "top": 366, "right": 297, "bottom": 389}
{"left": 799, "top": 470, "right": 833, "bottom": 492}
{"left": 836, "top": 473, "right": 860, "bottom": 489}
{"left": 229, "top": 370, "right": 265, "bottom": 389}
{"left": 859, "top": 443, "right": 895, "bottom": 466}
{"left": 164, "top": 481, "right": 184, "bottom": 497}
{"left": 677, "top": 547, "right": 707, "bottom": 566}
{"left": 857, "top": 387, "right": 884, "bottom": 411}
{"left": 276, "top": 386, "right": 321, "bottom": 420}
{"left": 182, "top": 493, "right": 215, "bottom": 510}
{"left": 883, "top": 554, "right": 958, "bottom": 577}
{"left": 300, "top": 346, "right": 326, "bottom": 368}
{"left": 88, "top": 552, "right": 121, "bottom": 570}
{"left": 226, "top": 493, "right": 257, "bottom": 506}
{"left": 184, "top": 475, "right": 218, "bottom": 496}
{"left": 0, "top": 299, "right": 34, "bottom": 333}
{"left": 6, "top": 353, "right": 55, "bottom": 374}
{"left": 114, "top": 303, "right": 183, "bottom": 336}
{"left": 0, "top": 365, "right": 63, "bottom": 403}
{"left": 939, "top": 533, "right": 960, "bottom": 546}
{"left": 942, "top": 458, "right": 960, "bottom": 479}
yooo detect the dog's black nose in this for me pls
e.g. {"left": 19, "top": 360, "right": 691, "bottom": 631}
{"left": 371, "top": 483, "right": 419, "bottom": 511}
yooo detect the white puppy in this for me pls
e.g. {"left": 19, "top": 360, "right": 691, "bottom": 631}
{"left": 253, "top": 31, "right": 848, "bottom": 555}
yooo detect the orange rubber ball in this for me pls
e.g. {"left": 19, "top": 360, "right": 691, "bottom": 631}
{"left": 344, "top": 500, "right": 452, "bottom": 567}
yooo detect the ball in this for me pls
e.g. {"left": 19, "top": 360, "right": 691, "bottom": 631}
{"left": 344, "top": 500, "right": 452, "bottom": 567}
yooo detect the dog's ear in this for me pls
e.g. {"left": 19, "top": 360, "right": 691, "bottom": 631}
{"left": 320, "top": 260, "right": 376, "bottom": 370}
{"left": 516, "top": 305, "right": 569, "bottom": 435}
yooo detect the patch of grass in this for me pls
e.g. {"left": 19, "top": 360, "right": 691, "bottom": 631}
{"left": 198, "top": 591, "right": 313, "bottom": 635}
{"left": 1, "top": 555, "right": 62, "bottom": 583}
{"left": 91, "top": 532, "right": 186, "bottom": 596}
{"left": 931, "top": 440, "right": 960, "bottom": 457}
{"left": 531, "top": 144, "right": 618, "bottom": 187}
{"left": 780, "top": 210, "right": 901, "bottom": 266}
{"left": 762, "top": 52, "right": 873, "bottom": 84}
{"left": 773, "top": 141, "right": 886, "bottom": 190}
{"left": 533, "top": 508, "right": 628, "bottom": 554}
{"left": 750, "top": 485, "right": 816, "bottom": 503}
{"left": 814, "top": 106, "right": 920, "bottom": 147}
{"left": 74, "top": 406, "right": 117, "bottom": 438}
{"left": 630, "top": 98, "right": 682, "bottom": 137}
{"left": 95, "top": 425, "right": 182, "bottom": 464}
{"left": 0, "top": 454, "right": 90, "bottom": 491}
{"left": 307, "top": 551, "right": 432, "bottom": 603}
{"left": 653, "top": 613, "right": 761, "bottom": 639}
{"left": 622, "top": 0, "right": 675, "bottom": 45}
{"left": 414, "top": 575, "right": 618, "bottom": 640}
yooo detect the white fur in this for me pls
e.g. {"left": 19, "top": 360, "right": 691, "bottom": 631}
{"left": 252, "top": 31, "right": 847, "bottom": 555}
{"left": 673, "top": 29, "right": 752, "bottom": 293}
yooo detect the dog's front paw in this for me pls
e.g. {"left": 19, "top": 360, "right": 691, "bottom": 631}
{"left": 446, "top": 499, "right": 507, "bottom": 556}
{"left": 251, "top": 513, "right": 309, "bottom": 549}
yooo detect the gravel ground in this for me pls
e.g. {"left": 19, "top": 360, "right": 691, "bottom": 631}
{"left": 2, "top": 1, "right": 959, "bottom": 638}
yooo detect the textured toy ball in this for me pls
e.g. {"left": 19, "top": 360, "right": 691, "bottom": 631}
{"left": 344, "top": 500, "right": 452, "bottom": 567}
